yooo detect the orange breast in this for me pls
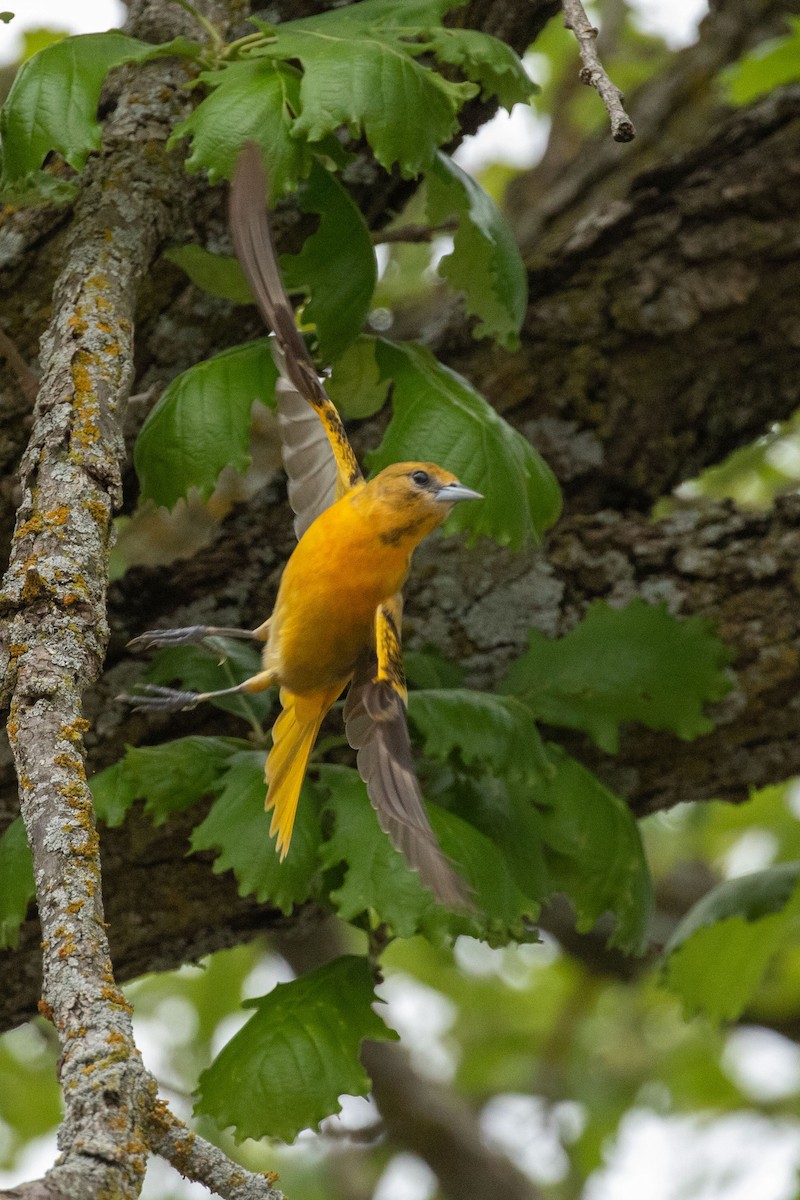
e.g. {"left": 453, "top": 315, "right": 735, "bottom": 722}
{"left": 265, "top": 492, "right": 411, "bottom": 694}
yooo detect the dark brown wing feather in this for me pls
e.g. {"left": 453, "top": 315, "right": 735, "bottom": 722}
{"left": 229, "top": 142, "right": 363, "bottom": 536}
{"left": 344, "top": 653, "right": 473, "bottom": 910}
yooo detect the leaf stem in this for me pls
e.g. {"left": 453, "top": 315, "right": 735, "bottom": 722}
{"left": 170, "top": 0, "right": 224, "bottom": 55}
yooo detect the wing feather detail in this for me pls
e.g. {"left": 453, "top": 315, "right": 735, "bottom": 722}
{"left": 344, "top": 626, "right": 472, "bottom": 910}
{"left": 229, "top": 142, "right": 363, "bottom": 537}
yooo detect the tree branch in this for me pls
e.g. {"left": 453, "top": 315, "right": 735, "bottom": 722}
{"left": 561, "top": 0, "right": 635, "bottom": 141}
{"left": 0, "top": 0, "right": 289, "bottom": 1196}
{"left": 148, "top": 1103, "right": 283, "bottom": 1200}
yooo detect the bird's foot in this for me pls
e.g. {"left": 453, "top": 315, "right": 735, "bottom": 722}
{"left": 127, "top": 626, "right": 211, "bottom": 653}
{"left": 119, "top": 684, "right": 204, "bottom": 713}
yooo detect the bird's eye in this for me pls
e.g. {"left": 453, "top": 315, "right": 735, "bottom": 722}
{"left": 410, "top": 469, "right": 430, "bottom": 488}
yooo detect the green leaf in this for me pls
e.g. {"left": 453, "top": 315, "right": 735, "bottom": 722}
{"left": 536, "top": 747, "right": 653, "bottom": 953}
{"left": 196, "top": 954, "right": 397, "bottom": 1142}
{"left": 0, "top": 818, "right": 35, "bottom": 950}
{"left": 281, "top": 165, "right": 377, "bottom": 361}
{"left": 318, "top": 766, "right": 435, "bottom": 937}
{"left": 267, "top": 16, "right": 475, "bottom": 177}
{"left": 722, "top": 17, "right": 800, "bottom": 106}
{"left": 369, "top": 338, "right": 561, "bottom": 547}
{"left": 164, "top": 246, "right": 252, "bottom": 304}
{"left": 0, "top": 171, "right": 78, "bottom": 207}
{"left": 403, "top": 647, "right": 466, "bottom": 689}
{"left": 426, "top": 152, "right": 527, "bottom": 348}
{"left": 190, "top": 752, "right": 320, "bottom": 912}
{"left": 502, "top": 599, "right": 731, "bottom": 753}
{"left": 408, "top": 689, "right": 549, "bottom": 784}
{"left": 0, "top": 33, "right": 199, "bottom": 190}
{"left": 422, "top": 26, "right": 536, "bottom": 109}
{"left": 90, "top": 737, "right": 240, "bottom": 827}
{"left": 90, "top": 758, "right": 143, "bottom": 827}
{"left": 662, "top": 864, "right": 800, "bottom": 1021}
{"left": 134, "top": 340, "right": 278, "bottom": 509}
{"left": 327, "top": 336, "right": 389, "bottom": 419}
{"left": 142, "top": 641, "right": 276, "bottom": 724}
{"left": 429, "top": 805, "right": 538, "bottom": 938}
{"left": 318, "top": 765, "right": 535, "bottom": 941}
{"left": 170, "top": 60, "right": 312, "bottom": 196}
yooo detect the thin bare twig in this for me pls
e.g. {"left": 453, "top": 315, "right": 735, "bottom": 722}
{"left": 372, "top": 220, "right": 459, "bottom": 245}
{"left": 562, "top": 0, "right": 636, "bottom": 142}
{"left": 149, "top": 1104, "right": 284, "bottom": 1200}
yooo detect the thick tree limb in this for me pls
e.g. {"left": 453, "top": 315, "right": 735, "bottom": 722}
{"left": 362, "top": 1042, "right": 545, "bottom": 1200}
{"left": 0, "top": 1, "right": 288, "bottom": 1197}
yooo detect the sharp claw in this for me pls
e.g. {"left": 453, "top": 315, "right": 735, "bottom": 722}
{"left": 127, "top": 626, "right": 210, "bottom": 653}
{"left": 118, "top": 684, "right": 203, "bottom": 713}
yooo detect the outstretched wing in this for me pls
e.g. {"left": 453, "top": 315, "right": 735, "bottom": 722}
{"left": 343, "top": 601, "right": 473, "bottom": 910}
{"left": 229, "top": 141, "right": 363, "bottom": 537}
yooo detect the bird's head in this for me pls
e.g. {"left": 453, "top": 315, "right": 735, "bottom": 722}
{"left": 363, "top": 462, "right": 483, "bottom": 547}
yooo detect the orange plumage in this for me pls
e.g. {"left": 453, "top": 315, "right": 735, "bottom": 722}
{"left": 127, "top": 144, "right": 481, "bottom": 908}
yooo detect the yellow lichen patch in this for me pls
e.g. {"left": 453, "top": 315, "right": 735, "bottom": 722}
{"left": 84, "top": 497, "right": 109, "bottom": 524}
{"left": 21, "top": 567, "right": 47, "bottom": 604}
{"left": 43, "top": 506, "right": 70, "bottom": 527}
{"left": 101, "top": 985, "right": 134, "bottom": 1015}
{"left": 106, "top": 1030, "right": 127, "bottom": 1046}
{"left": 38, "top": 999, "right": 54, "bottom": 1022}
{"left": 62, "top": 718, "right": 90, "bottom": 743}
{"left": 66, "top": 900, "right": 85, "bottom": 914}
{"left": 55, "top": 752, "right": 83, "bottom": 771}
{"left": 68, "top": 315, "right": 89, "bottom": 336}
{"left": 15, "top": 515, "right": 43, "bottom": 539}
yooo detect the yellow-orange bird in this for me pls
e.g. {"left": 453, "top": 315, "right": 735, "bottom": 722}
{"left": 129, "top": 143, "right": 481, "bottom": 907}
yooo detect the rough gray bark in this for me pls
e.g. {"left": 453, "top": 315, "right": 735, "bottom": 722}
{"left": 0, "top": 0, "right": 283, "bottom": 1197}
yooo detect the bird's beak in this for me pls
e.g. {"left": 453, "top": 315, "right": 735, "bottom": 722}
{"left": 434, "top": 480, "right": 484, "bottom": 504}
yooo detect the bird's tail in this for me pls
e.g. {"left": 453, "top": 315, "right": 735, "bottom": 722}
{"left": 265, "top": 684, "right": 345, "bottom": 858}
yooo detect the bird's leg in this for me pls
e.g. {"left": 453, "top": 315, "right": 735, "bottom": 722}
{"left": 121, "top": 668, "right": 277, "bottom": 714}
{"left": 128, "top": 618, "right": 271, "bottom": 654}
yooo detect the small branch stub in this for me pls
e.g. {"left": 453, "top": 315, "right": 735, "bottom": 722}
{"left": 562, "top": 0, "right": 636, "bottom": 142}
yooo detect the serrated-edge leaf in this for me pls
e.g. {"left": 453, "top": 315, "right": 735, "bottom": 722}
{"left": 427, "top": 152, "right": 527, "bottom": 347}
{"left": 195, "top": 955, "right": 397, "bottom": 1142}
{"left": 190, "top": 752, "right": 320, "bottom": 912}
{"left": 369, "top": 338, "right": 561, "bottom": 547}
{"left": 281, "top": 165, "right": 377, "bottom": 361}
{"left": 318, "top": 766, "right": 435, "bottom": 937}
{"left": 267, "top": 27, "right": 475, "bottom": 176}
{"left": 90, "top": 736, "right": 241, "bottom": 827}
{"left": 0, "top": 818, "right": 35, "bottom": 950}
{"left": 134, "top": 340, "right": 277, "bottom": 508}
{"left": 1, "top": 33, "right": 199, "bottom": 184}
{"left": 423, "top": 25, "right": 536, "bottom": 109}
{"left": 537, "top": 747, "right": 653, "bottom": 953}
{"left": 170, "top": 59, "right": 312, "bottom": 195}
{"left": 502, "top": 599, "right": 731, "bottom": 753}
{"left": 408, "top": 688, "right": 548, "bottom": 784}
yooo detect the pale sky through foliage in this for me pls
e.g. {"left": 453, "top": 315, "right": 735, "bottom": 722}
{"left": 7, "top": 4, "right": 798, "bottom": 1200}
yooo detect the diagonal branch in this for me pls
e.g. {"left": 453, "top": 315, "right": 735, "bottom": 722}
{"left": 149, "top": 1104, "right": 283, "bottom": 1200}
{"left": 561, "top": 0, "right": 635, "bottom": 141}
{"left": 0, "top": 0, "right": 288, "bottom": 1196}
